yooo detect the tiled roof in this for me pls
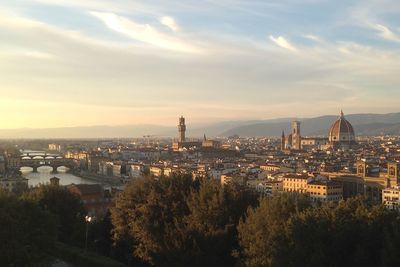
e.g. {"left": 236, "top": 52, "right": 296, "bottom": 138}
{"left": 68, "top": 184, "right": 103, "bottom": 195}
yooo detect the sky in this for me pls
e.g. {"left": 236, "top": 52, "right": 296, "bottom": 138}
{"left": 0, "top": 0, "right": 400, "bottom": 129}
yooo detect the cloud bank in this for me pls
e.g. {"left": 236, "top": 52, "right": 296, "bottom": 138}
{"left": 0, "top": 0, "right": 399, "bottom": 128}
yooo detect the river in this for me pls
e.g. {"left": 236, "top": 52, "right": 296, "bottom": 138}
{"left": 21, "top": 166, "right": 96, "bottom": 187}
{"left": 19, "top": 149, "right": 96, "bottom": 187}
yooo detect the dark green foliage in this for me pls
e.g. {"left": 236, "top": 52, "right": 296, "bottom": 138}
{"left": 237, "top": 195, "right": 400, "bottom": 267}
{"left": 89, "top": 212, "right": 114, "bottom": 256}
{"left": 0, "top": 191, "right": 57, "bottom": 267}
{"left": 111, "top": 174, "right": 257, "bottom": 267}
{"left": 111, "top": 173, "right": 195, "bottom": 266}
{"left": 23, "top": 184, "right": 86, "bottom": 245}
{"left": 237, "top": 193, "right": 311, "bottom": 267}
{"left": 110, "top": 174, "right": 400, "bottom": 267}
{"left": 381, "top": 215, "right": 400, "bottom": 267}
{"left": 183, "top": 178, "right": 257, "bottom": 266}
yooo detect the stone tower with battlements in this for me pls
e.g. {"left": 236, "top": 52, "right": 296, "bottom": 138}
{"left": 178, "top": 116, "right": 186, "bottom": 142}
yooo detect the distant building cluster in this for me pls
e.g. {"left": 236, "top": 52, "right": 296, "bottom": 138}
{"left": 172, "top": 116, "right": 222, "bottom": 151}
{"left": 281, "top": 111, "right": 357, "bottom": 151}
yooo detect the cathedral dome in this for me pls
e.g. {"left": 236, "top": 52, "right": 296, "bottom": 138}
{"left": 328, "top": 110, "right": 355, "bottom": 144}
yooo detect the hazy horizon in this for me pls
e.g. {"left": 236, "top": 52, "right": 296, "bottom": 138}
{"left": 0, "top": 110, "right": 397, "bottom": 130}
{"left": 0, "top": 111, "right": 398, "bottom": 139}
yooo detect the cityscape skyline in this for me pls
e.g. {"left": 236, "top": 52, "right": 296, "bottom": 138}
{"left": 3, "top": 1, "right": 400, "bottom": 266}
{"left": 1, "top": 0, "right": 400, "bottom": 129}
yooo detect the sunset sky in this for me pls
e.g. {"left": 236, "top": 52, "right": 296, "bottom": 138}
{"left": 1, "top": 0, "right": 400, "bottom": 129}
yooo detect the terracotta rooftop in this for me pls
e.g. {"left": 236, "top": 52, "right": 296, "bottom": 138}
{"left": 283, "top": 173, "right": 311, "bottom": 179}
{"left": 329, "top": 111, "right": 355, "bottom": 137}
{"left": 68, "top": 184, "right": 103, "bottom": 195}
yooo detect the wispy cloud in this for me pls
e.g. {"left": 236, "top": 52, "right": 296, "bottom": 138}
{"left": 90, "top": 11, "right": 201, "bottom": 53}
{"left": 371, "top": 24, "right": 400, "bottom": 43}
{"left": 160, "top": 16, "right": 179, "bottom": 32}
{"left": 269, "top": 35, "right": 297, "bottom": 51}
{"left": 302, "top": 34, "right": 322, "bottom": 43}
{"left": 22, "top": 50, "right": 55, "bottom": 59}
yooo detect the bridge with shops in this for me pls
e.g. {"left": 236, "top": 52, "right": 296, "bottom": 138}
{"left": 20, "top": 152, "right": 76, "bottom": 172}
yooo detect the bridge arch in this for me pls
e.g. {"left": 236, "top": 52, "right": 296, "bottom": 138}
{"left": 19, "top": 157, "right": 76, "bottom": 173}
{"left": 37, "top": 165, "right": 54, "bottom": 172}
{"left": 57, "top": 166, "right": 70, "bottom": 172}
{"left": 20, "top": 166, "right": 34, "bottom": 173}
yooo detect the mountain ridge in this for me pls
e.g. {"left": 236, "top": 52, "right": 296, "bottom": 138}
{"left": 0, "top": 112, "right": 399, "bottom": 138}
{"left": 220, "top": 113, "right": 400, "bottom": 137}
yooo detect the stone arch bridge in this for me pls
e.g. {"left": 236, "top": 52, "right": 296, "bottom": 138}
{"left": 20, "top": 154, "right": 76, "bottom": 173}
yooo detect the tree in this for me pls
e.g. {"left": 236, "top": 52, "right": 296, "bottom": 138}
{"left": 0, "top": 191, "right": 57, "bottom": 266}
{"left": 381, "top": 214, "right": 400, "bottom": 267}
{"left": 286, "top": 197, "right": 393, "bottom": 267}
{"left": 23, "top": 184, "right": 86, "bottom": 245}
{"left": 112, "top": 174, "right": 257, "bottom": 267}
{"left": 238, "top": 195, "right": 400, "bottom": 267}
{"left": 183, "top": 178, "right": 258, "bottom": 267}
{"left": 237, "top": 193, "right": 311, "bottom": 267}
{"left": 111, "top": 173, "right": 195, "bottom": 266}
{"left": 89, "top": 212, "right": 114, "bottom": 256}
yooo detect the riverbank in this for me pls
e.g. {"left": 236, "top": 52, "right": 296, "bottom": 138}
{"left": 73, "top": 172, "right": 124, "bottom": 187}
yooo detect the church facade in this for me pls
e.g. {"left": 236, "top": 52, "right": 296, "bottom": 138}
{"left": 281, "top": 111, "right": 357, "bottom": 151}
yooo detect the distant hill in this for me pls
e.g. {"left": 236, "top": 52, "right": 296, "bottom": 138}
{"left": 0, "top": 125, "right": 175, "bottom": 139}
{"left": 0, "top": 118, "right": 299, "bottom": 139}
{"left": 190, "top": 117, "right": 299, "bottom": 137}
{"left": 220, "top": 113, "right": 400, "bottom": 137}
{"left": 0, "top": 113, "right": 399, "bottom": 138}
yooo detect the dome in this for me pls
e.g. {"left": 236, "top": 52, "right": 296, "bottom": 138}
{"left": 328, "top": 110, "right": 356, "bottom": 145}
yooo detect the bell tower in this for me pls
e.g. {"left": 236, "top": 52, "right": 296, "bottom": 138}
{"left": 291, "top": 121, "right": 301, "bottom": 150}
{"left": 281, "top": 130, "right": 286, "bottom": 151}
{"left": 178, "top": 116, "right": 186, "bottom": 142}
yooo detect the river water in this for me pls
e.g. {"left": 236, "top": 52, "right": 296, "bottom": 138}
{"left": 21, "top": 166, "right": 95, "bottom": 187}
{"left": 19, "top": 149, "right": 95, "bottom": 187}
